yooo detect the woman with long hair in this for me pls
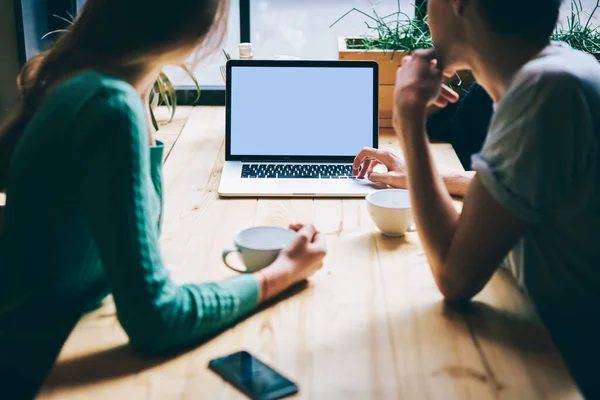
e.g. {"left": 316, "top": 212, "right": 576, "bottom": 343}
{"left": 0, "top": 1, "right": 326, "bottom": 396}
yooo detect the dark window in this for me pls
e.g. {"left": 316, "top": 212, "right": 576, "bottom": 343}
{"left": 14, "top": 0, "right": 76, "bottom": 65}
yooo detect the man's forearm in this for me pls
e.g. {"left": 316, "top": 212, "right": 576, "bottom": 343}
{"left": 398, "top": 112, "right": 461, "bottom": 274}
{"left": 441, "top": 171, "right": 475, "bottom": 197}
{"left": 385, "top": 166, "right": 474, "bottom": 197}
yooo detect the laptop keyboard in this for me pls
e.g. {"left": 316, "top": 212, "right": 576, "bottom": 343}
{"left": 241, "top": 164, "right": 357, "bottom": 179}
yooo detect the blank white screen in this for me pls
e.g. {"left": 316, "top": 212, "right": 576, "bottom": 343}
{"left": 230, "top": 66, "right": 374, "bottom": 157}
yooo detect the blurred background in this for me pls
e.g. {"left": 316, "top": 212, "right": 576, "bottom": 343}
{"left": 1, "top": 0, "right": 599, "bottom": 118}
{"left": 169, "top": 0, "right": 600, "bottom": 87}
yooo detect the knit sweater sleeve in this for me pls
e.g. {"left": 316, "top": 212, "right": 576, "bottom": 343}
{"left": 77, "top": 87, "right": 260, "bottom": 355}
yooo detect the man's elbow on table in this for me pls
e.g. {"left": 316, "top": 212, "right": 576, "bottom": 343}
{"left": 433, "top": 266, "right": 488, "bottom": 304}
{"left": 442, "top": 171, "right": 476, "bottom": 198}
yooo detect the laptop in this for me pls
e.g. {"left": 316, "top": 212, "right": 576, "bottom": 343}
{"left": 218, "top": 59, "right": 386, "bottom": 198}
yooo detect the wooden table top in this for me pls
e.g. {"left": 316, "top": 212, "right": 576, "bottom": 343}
{"left": 37, "top": 107, "right": 581, "bottom": 399}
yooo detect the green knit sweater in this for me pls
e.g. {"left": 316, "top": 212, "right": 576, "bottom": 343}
{"left": 0, "top": 71, "right": 259, "bottom": 394}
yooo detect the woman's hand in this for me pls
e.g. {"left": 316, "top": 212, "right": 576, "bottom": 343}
{"left": 257, "top": 224, "right": 326, "bottom": 302}
{"left": 395, "top": 50, "right": 459, "bottom": 124}
{"left": 352, "top": 147, "right": 408, "bottom": 188}
{"left": 283, "top": 223, "right": 327, "bottom": 276}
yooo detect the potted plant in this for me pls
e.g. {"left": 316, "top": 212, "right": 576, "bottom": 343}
{"left": 149, "top": 66, "right": 200, "bottom": 131}
{"left": 552, "top": 0, "right": 600, "bottom": 60}
{"left": 333, "top": 0, "right": 600, "bottom": 127}
{"left": 332, "top": 3, "right": 472, "bottom": 128}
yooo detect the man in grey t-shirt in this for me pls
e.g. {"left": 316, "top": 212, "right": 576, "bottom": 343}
{"left": 353, "top": 0, "right": 599, "bottom": 396}
{"left": 471, "top": 42, "right": 600, "bottom": 394}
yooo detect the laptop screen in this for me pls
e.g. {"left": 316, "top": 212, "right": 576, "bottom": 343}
{"left": 226, "top": 60, "right": 378, "bottom": 162}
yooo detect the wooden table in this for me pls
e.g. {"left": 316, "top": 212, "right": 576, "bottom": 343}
{"left": 38, "top": 107, "right": 581, "bottom": 399}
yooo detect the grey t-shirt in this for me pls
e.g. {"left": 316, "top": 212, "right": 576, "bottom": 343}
{"left": 472, "top": 43, "right": 600, "bottom": 395}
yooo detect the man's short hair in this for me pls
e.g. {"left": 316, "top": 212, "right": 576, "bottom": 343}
{"left": 478, "top": 0, "right": 562, "bottom": 43}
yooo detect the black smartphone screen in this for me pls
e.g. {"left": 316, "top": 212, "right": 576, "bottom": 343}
{"left": 208, "top": 351, "right": 298, "bottom": 400}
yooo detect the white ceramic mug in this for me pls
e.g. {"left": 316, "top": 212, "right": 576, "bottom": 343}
{"left": 366, "top": 189, "right": 415, "bottom": 237}
{"left": 222, "top": 226, "right": 297, "bottom": 273}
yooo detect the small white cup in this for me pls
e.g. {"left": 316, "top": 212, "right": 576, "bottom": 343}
{"left": 222, "top": 226, "right": 297, "bottom": 273}
{"left": 366, "top": 189, "right": 414, "bottom": 237}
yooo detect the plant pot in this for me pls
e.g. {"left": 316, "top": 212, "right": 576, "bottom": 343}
{"left": 338, "top": 37, "right": 474, "bottom": 128}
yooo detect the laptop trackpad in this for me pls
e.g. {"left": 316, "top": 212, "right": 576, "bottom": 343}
{"left": 276, "top": 179, "right": 386, "bottom": 195}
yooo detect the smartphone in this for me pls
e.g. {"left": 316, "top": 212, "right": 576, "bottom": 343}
{"left": 208, "top": 350, "right": 299, "bottom": 400}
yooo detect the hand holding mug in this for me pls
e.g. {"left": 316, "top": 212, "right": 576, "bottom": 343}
{"left": 276, "top": 223, "right": 327, "bottom": 282}
{"left": 222, "top": 224, "right": 326, "bottom": 302}
{"left": 257, "top": 224, "right": 326, "bottom": 301}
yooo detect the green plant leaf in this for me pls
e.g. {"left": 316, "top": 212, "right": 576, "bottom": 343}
{"left": 552, "top": 0, "right": 600, "bottom": 53}
{"left": 155, "top": 77, "right": 169, "bottom": 109}
{"left": 160, "top": 72, "right": 177, "bottom": 123}
{"left": 330, "top": 8, "right": 378, "bottom": 29}
{"left": 41, "top": 14, "right": 73, "bottom": 41}
{"left": 51, "top": 13, "right": 74, "bottom": 25}
{"left": 154, "top": 75, "right": 171, "bottom": 125}
{"left": 41, "top": 29, "right": 68, "bottom": 40}
{"left": 150, "top": 106, "right": 159, "bottom": 131}
{"left": 180, "top": 65, "right": 201, "bottom": 104}
{"left": 336, "top": 4, "right": 433, "bottom": 54}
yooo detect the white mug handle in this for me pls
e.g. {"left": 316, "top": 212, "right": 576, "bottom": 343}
{"left": 222, "top": 247, "right": 248, "bottom": 273}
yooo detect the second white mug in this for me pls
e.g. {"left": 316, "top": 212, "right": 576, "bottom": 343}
{"left": 366, "top": 189, "right": 414, "bottom": 237}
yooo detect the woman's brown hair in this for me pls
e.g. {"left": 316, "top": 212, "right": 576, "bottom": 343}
{"left": 0, "top": 0, "right": 229, "bottom": 191}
